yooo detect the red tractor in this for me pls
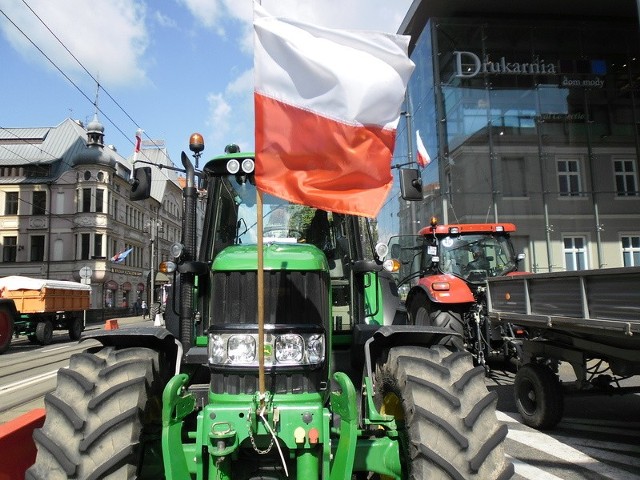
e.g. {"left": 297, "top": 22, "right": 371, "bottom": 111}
{"left": 389, "top": 218, "right": 527, "bottom": 370}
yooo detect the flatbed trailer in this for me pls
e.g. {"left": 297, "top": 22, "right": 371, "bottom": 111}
{"left": 0, "top": 276, "right": 91, "bottom": 353}
{"left": 486, "top": 266, "right": 640, "bottom": 429}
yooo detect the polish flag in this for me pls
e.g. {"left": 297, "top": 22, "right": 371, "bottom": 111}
{"left": 253, "top": 4, "right": 414, "bottom": 218}
{"left": 416, "top": 130, "right": 431, "bottom": 168}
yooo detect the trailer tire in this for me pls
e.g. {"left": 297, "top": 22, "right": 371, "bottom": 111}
{"left": 68, "top": 316, "right": 83, "bottom": 341}
{"left": 35, "top": 320, "right": 53, "bottom": 345}
{"left": 514, "top": 363, "right": 564, "bottom": 430}
{"left": 0, "top": 306, "right": 13, "bottom": 354}
{"left": 26, "top": 347, "right": 166, "bottom": 480}
{"left": 409, "top": 292, "right": 465, "bottom": 349}
{"left": 149, "top": 302, "right": 161, "bottom": 322}
{"left": 373, "top": 345, "right": 513, "bottom": 479}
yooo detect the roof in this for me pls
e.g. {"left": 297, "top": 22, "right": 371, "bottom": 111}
{"left": 0, "top": 119, "right": 87, "bottom": 167}
{"left": 399, "top": 0, "right": 636, "bottom": 53}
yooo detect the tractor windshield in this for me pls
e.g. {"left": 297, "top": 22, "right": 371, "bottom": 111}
{"left": 202, "top": 172, "right": 337, "bottom": 259}
{"left": 438, "top": 234, "right": 517, "bottom": 282}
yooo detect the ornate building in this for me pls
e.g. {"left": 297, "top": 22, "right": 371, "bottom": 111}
{"left": 0, "top": 117, "right": 182, "bottom": 310}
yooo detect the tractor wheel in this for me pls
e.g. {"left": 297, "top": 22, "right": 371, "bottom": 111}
{"left": 0, "top": 306, "right": 13, "bottom": 354}
{"left": 35, "top": 320, "right": 53, "bottom": 345}
{"left": 26, "top": 347, "right": 166, "bottom": 480}
{"left": 68, "top": 316, "right": 84, "bottom": 341}
{"left": 149, "top": 302, "right": 161, "bottom": 322}
{"left": 408, "top": 292, "right": 465, "bottom": 349}
{"left": 373, "top": 345, "right": 513, "bottom": 479}
{"left": 514, "top": 363, "right": 564, "bottom": 430}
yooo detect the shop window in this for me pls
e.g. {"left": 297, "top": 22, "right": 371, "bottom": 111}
{"left": 621, "top": 235, "right": 640, "bottom": 266}
{"left": 32, "top": 191, "right": 46, "bottom": 215}
{"left": 30, "top": 235, "right": 45, "bottom": 262}
{"left": 2, "top": 236, "right": 17, "bottom": 262}
{"left": 5, "top": 192, "right": 18, "bottom": 215}
{"left": 563, "top": 235, "right": 588, "bottom": 271}
{"left": 557, "top": 157, "right": 583, "bottom": 197}
{"left": 614, "top": 158, "right": 638, "bottom": 196}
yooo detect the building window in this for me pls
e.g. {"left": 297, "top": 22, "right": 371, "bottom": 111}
{"left": 557, "top": 157, "right": 582, "bottom": 197}
{"left": 501, "top": 157, "right": 527, "bottom": 197}
{"left": 614, "top": 158, "right": 638, "bottom": 196}
{"left": 95, "top": 189, "right": 104, "bottom": 213}
{"left": 30, "top": 235, "right": 45, "bottom": 262}
{"left": 5, "top": 192, "right": 18, "bottom": 215}
{"left": 32, "top": 191, "right": 46, "bottom": 215}
{"left": 621, "top": 235, "right": 640, "bottom": 267}
{"left": 3, "top": 236, "right": 17, "bottom": 262}
{"left": 81, "top": 233, "right": 91, "bottom": 260}
{"left": 82, "top": 188, "right": 92, "bottom": 212}
{"left": 93, "top": 234, "right": 103, "bottom": 258}
{"left": 563, "top": 236, "right": 588, "bottom": 271}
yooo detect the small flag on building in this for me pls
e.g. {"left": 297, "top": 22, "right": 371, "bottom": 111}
{"left": 416, "top": 130, "right": 431, "bottom": 168}
{"left": 253, "top": 3, "right": 415, "bottom": 218}
{"left": 111, "top": 248, "right": 133, "bottom": 264}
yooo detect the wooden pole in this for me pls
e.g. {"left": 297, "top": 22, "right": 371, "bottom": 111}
{"left": 256, "top": 189, "right": 266, "bottom": 404}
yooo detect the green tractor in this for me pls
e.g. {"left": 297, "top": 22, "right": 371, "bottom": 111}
{"left": 27, "top": 138, "right": 513, "bottom": 479}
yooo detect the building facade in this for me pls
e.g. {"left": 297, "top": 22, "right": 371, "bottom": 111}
{"left": 380, "top": 0, "right": 640, "bottom": 272}
{"left": 0, "top": 117, "right": 182, "bottom": 309}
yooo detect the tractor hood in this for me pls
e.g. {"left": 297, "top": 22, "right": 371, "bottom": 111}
{"left": 212, "top": 243, "right": 329, "bottom": 272}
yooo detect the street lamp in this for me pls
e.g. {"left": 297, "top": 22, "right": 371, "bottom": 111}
{"left": 144, "top": 218, "right": 164, "bottom": 308}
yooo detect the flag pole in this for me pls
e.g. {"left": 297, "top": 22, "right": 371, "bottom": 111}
{"left": 256, "top": 189, "right": 266, "bottom": 407}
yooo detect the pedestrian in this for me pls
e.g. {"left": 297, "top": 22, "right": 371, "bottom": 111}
{"left": 141, "top": 300, "right": 148, "bottom": 319}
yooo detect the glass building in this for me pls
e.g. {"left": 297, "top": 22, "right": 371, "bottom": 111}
{"left": 380, "top": 0, "right": 640, "bottom": 272}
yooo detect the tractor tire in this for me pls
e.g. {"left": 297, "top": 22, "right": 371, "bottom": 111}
{"left": 35, "top": 320, "right": 53, "bottom": 345}
{"left": 26, "top": 347, "right": 166, "bottom": 480}
{"left": 0, "top": 306, "right": 13, "bottom": 354}
{"left": 514, "top": 363, "right": 564, "bottom": 430}
{"left": 373, "top": 345, "right": 513, "bottom": 480}
{"left": 149, "top": 302, "right": 161, "bottom": 322}
{"left": 68, "top": 316, "right": 84, "bottom": 341}
{"left": 408, "top": 292, "right": 465, "bottom": 349}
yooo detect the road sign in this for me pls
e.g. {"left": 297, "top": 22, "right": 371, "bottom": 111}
{"left": 79, "top": 266, "right": 92, "bottom": 279}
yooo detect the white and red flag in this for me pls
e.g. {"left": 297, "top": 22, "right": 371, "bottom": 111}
{"left": 415, "top": 129, "right": 431, "bottom": 168}
{"left": 253, "top": 3, "right": 414, "bottom": 218}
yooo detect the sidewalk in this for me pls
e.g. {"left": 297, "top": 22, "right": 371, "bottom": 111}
{"left": 85, "top": 314, "right": 151, "bottom": 330}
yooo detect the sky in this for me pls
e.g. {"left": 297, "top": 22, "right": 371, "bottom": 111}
{"left": 0, "top": 0, "right": 413, "bottom": 166}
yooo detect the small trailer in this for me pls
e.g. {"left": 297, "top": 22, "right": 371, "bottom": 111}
{"left": 0, "top": 276, "right": 91, "bottom": 353}
{"left": 486, "top": 266, "right": 640, "bottom": 429}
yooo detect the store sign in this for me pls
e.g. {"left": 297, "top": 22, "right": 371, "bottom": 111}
{"left": 454, "top": 51, "right": 557, "bottom": 78}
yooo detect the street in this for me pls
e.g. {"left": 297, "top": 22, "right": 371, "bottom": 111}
{"left": 1, "top": 323, "right": 639, "bottom": 478}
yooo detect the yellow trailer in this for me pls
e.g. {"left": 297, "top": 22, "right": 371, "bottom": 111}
{"left": 0, "top": 276, "right": 91, "bottom": 353}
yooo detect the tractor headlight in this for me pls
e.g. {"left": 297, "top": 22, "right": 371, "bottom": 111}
{"left": 208, "top": 330, "right": 325, "bottom": 368}
{"left": 227, "top": 334, "right": 256, "bottom": 363}
{"left": 275, "top": 334, "right": 304, "bottom": 363}
{"left": 306, "top": 334, "right": 324, "bottom": 364}
{"left": 210, "top": 334, "right": 226, "bottom": 364}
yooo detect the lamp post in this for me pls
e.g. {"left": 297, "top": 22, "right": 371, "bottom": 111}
{"left": 145, "top": 218, "right": 163, "bottom": 308}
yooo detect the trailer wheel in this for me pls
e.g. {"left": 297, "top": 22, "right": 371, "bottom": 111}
{"left": 0, "top": 306, "right": 13, "bottom": 354}
{"left": 26, "top": 347, "right": 166, "bottom": 480}
{"left": 149, "top": 302, "right": 161, "bottom": 322}
{"left": 68, "top": 316, "right": 83, "bottom": 341}
{"left": 35, "top": 320, "right": 53, "bottom": 345}
{"left": 373, "top": 345, "right": 513, "bottom": 479}
{"left": 514, "top": 363, "right": 564, "bottom": 430}
{"left": 408, "top": 292, "right": 465, "bottom": 349}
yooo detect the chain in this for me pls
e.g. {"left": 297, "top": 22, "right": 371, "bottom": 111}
{"left": 246, "top": 408, "right": 274, "bottom": 454}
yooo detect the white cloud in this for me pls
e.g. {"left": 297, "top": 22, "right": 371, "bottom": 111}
{"left": 154, "top": 10, "right": 177, "bottom": 28}
{"left": 0, "top": 0, "right": 149, "bottom": 88}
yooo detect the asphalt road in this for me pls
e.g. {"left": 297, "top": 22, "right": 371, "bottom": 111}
{"left": 1, "top": 325, "right": 639, "bottom": 478}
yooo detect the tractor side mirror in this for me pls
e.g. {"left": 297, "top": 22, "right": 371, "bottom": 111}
{"left": 130, "top": 167, "right": 152, "bottom": 201}
{"left": 399, "top": 168, "right": 422, "bottom": 200}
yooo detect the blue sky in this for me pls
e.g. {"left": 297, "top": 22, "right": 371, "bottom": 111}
{"left": 0, "top": 0, "right": 412, "bottom": 165}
